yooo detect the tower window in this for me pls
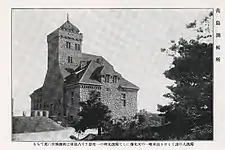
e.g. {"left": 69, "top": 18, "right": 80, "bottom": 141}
{"left": 66, "top": 41, "right": 71, "bottom": 48}
{"left": 123, "top": 100, "right": 126, "bottom": 107}
{"left": 71, "top": 91, "right": 74, "bottom": 105}
{"left": 75, "top": 44, "right": 78, "bottom": 50}
{"left": 68, "top": 56, "right": 73, "bottom": 63}
{"left": 78, "top": 44, "right": 80, "bottom": 50}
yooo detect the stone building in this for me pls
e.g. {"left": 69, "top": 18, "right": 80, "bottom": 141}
{"left": 30, "top": 16, "right": 139, "bottom": 122}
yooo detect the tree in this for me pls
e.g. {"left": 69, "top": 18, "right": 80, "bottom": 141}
{"left": 73, "top": 90, "right": 111, "bottom": 135}
{"left": 158, "top": 12, "right": 213, "bottom": 140}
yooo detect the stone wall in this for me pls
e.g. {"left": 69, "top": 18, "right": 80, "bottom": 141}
{"left": 64, "top": 84, "right": 81, "bottom": 119}
{"left": 101, "top": 80, "right": 138, "bottom": 119}
{"left": 78, "top": 80, "right": 138, "bottom": 119}
{"left": 80, "top": 84, "right": 101, "bottom": 102}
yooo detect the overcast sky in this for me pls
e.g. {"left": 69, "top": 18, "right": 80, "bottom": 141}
{"left": 12, "top": 9, "right": 211, "bottom": 116}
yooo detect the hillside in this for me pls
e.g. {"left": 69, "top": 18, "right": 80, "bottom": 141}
{"left": 12, "top": 116, "right": 64, "bottom": 133}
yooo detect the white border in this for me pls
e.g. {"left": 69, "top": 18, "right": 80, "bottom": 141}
{"left": 1, "top": 0, "right": 225, "bottom": 150}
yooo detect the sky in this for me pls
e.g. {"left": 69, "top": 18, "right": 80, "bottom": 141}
{"left": 12, "top": 9, "right": 212, "bottom": 116}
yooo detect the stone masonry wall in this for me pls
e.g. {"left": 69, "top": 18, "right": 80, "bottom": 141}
{"left": 78, "top": 79, "right": 138, "bottom": 119}
{"left": 101, "top": 79, "right": 138, "bottom": 119}
{"left": 64, "top": 84, "right": 81, "bottom": 119}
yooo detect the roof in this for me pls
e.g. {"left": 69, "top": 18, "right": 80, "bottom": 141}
{"left": 64, "top": 53, "right": 139, "bottom": 90}
{"left": 119, "top": 77, "right": 139, "bottom": 90}
{"left": 79, "top": 60, "right": 103, "bottom": 85}
{"left": 59, "top": 20, "right": 80, "bottom": 33}
{"left": 30, "top": 87, "right": 42, "bottom": 97}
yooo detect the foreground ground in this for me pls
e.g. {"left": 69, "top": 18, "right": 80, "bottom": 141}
{"left": 12, "top": 128, "right": 98, "bottom": 141}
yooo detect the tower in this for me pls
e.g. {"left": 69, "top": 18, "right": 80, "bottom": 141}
{"left": 42, "top": 14, "right": 83, "bottom": 118}
{"left": 47, "top": 14, "right": 83, "bottom": 74}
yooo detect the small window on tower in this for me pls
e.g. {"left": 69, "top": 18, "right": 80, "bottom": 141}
{"left": 78, "top": 44, "right": 80, "bottom": 50}
{"left": 71, "top": 97, "right": 74, "bottom": 105}
{"left": 66, "top": 41, "right": 71, "bottom": 48}
{"left": 68, "top": 56, "right": 70, "bottom": 63}
{"left": 75, "top": 44, "right": 78, "bottom": 50}
{"left": 68, "top": 56, "right": 73, "bottom": 63}
{"left": 123, "top": 100, "right": 126, "bottom": 107}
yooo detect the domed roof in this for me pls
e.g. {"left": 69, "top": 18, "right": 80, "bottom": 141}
{"left": 59, "top": 20, "right": 80, "bottom": 33}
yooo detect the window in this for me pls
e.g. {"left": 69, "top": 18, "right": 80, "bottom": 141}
{"left": 105, "top": 74, "right": 110, "bottom": 83}
{"left": 71, "top": 97, "right": 74, "bottom": 105}
{"left": 75, "top": 44, "right": 78, "bottom": 50}
{"left": 39, "top": 104, "right": 42, "bottom": 109}
{"left": 51, "top": 104, "right": 53, "bottom": 109}
{"left": 43, "top": 102, "right": 46, "bottom": 108}
{"left": 37, "top": 111, "right": 40, "bottom": 116}
{"left": 78, "top": 44, "right": 80, "bottom": 50}
{"left": 69, "top": 115, "right": 73, "bottom": 121}
{"left": 71, "top": 91, "right": 74, "bottom": 105}
{"left": 43, "top": 111, "right": 46, "bottom": 117}
{"left": 113, "top": 76, "right": 117, "bottom": 83}
{"left": 66, "top": 41, "right": 71, "bottom": 48}
{"left": 63, "top": 107, "right": 67, "bottom": 116}
{"left": 123, "top": 100, "right": 126, "bottom": 107}
{"left": 68, "top": 56, "right": 73, "bottom": 63}
{"left": 122, "top": 93, "right": 126, "bottom": 99}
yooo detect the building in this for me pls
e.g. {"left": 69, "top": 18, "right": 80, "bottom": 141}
{"left": 30, "top": 15, "right": 139, "bottom": 122}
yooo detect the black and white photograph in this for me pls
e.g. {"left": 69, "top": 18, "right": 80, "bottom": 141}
{"left": 12, "top": 8, "right": 213, "bottom": 141}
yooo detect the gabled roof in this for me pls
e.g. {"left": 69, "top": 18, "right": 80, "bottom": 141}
{"left": 64, "top": 53, "right": 139, "bottom": 90}
{"left": 79, "top": 60, "right": 102, "bottom": 85}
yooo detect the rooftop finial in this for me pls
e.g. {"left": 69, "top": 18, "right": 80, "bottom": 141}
{"left": 66, "top": 13, "right": 69, "bottom": 21}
